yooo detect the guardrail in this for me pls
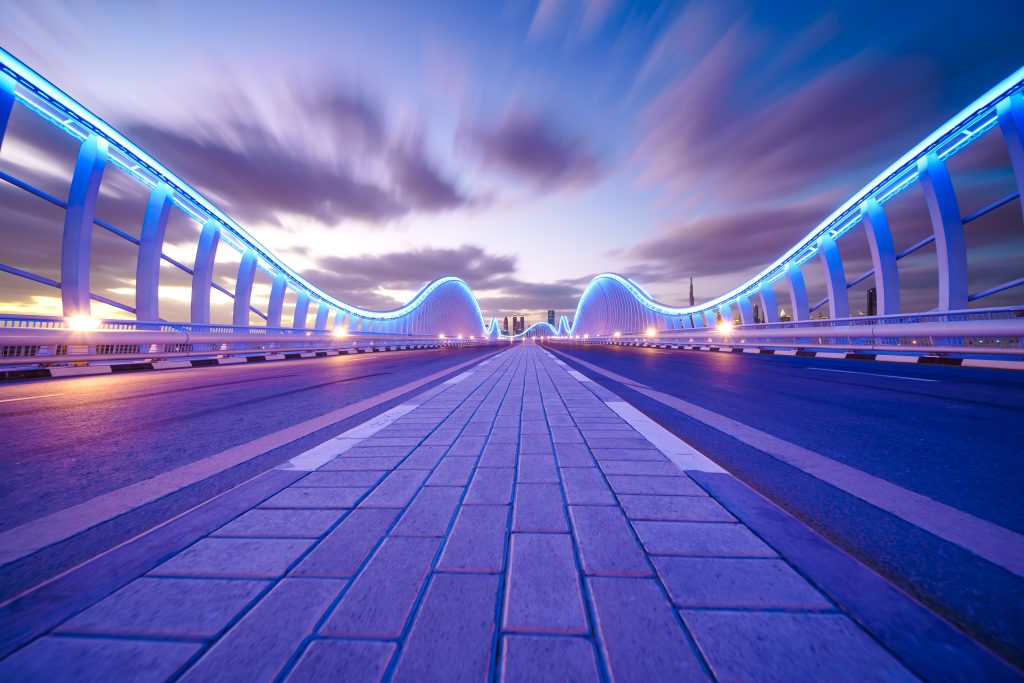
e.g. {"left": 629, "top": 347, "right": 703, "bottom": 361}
{"left": 544, "top": 307, "right": 1024, "bottom": 357}
{"left": 0, "top": 315, "right": 495, "bottom": 367}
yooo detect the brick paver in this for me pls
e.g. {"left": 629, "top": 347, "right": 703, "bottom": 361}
{"left": 0, "top": 345, "right": 915, "bottom": 682}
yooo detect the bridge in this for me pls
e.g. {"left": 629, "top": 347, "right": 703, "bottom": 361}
{"left": 0, "top": 46, "right": 1022, "bottom": 682}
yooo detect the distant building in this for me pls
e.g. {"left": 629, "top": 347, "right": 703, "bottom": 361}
{"left": 510, "top": 314, "right": 525, "bottom": 335}
{"left": 867, "top": 287, "right": 877, "bottom": 317}
{"left": 547, "top": 309, "right": 555, "bottom": 325}
{"left": 689, "top": 274, "right": 695, "bottom": 307}
{"left": 518, "top": 315, "right": 525, "bottom": 334}
{"left": 753, "top": 303, "right": 761, "bottom": 323}
{"left": 502, "top": 316, "right": 509, "bottom": 335}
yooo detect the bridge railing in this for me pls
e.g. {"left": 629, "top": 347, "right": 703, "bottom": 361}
{"left": 547, "top": 306, "right": 1024, "bottom": 357}
{"left": 0, "top": 315, "right": 494, "bottom": 367}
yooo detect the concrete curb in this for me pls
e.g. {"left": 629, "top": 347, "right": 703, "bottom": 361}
{"left": 607, "top": 341, "right": 1024, "bottom": 370}
{"left": 0, "top": 344, "right": 446, "bottom": 382}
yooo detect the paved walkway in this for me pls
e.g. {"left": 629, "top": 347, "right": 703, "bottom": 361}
{"left": 0, "top": 345, "right": 915, "bottom": 682}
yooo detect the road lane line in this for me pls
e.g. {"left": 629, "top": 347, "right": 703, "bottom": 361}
{"left": 549, "top": 347, "right": 1024, "bottom": 577}
{"left": 278, "top": 403, "right": 418, "bottom": 471}
{"left": 807, "top": 367, "right": 937, "bottom": 382}
{"left": 0, "top": 348, "right": 507, "bottom": 568}
{"left": 0, "top": 393, "right": 63, "bottom": 404}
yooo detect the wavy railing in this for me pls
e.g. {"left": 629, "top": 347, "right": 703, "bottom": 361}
{"left": 534, "top": 65, "right": 1024, "bottom": 344}
{"left": 0, "top": 47, "right": 498, "bottom": 340}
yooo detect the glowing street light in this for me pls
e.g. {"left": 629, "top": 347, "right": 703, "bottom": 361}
{"left": 332, "top": 327, "right": 348, "bottom": 338}
{"left": 613, "top": 331, "right": 621, "bottom": 337}
{"left": 645, "top": 327, "right": 657, "bottom": 337}
{"left": 717, "top": 320, "right": 734, "bottom": 336}
{"left": 439, "top": 333, "right": 446, "bottom": 339}
{"left": 66, "top": 316, "right": 100, "bottom": 331}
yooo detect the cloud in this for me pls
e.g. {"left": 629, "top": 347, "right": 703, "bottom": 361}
{"left": 462, "top": 111, "right": 602, "bottom": 190}
{"left": 122, "top": 82, "right": 473, "bottom": 227}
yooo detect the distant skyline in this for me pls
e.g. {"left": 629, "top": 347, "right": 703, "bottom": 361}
{"left": 1, "top": 0, "right": 1023, "bottom": 323}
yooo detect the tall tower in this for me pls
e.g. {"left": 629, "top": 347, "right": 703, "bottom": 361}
{"left": 502, "top": 316, "right": 509, "bottom": 335}
{"left": 689, "top": 274, "right": 695, "bottom": 307}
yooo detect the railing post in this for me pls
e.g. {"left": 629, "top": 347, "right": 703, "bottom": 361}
{"left": 267, "top": 273, "right": 288, "bottom": 327}
{"left": 861, "top": 199, "right": 899, "bottom": 316}
{"left": 787, "top": 262, "right": 809, "bottom": 321}
{"left": 0, "top": 72, "right": 14, "bottom": 153}
{"left": 918, "top": 153, "right": 968, "bottom": 311}
{"left": 135, "top": 183, "right": 173, "bottom": 321}
{"left": 232, "top": 250, "right": 258, "bottom": 326}
{"left": 997, "top": 93, "right": 1024, "bottom": 225}
{"left": 759, "top": 283, "right": 779, "bottom": 323}
{"left": 817, "top": 233, "right": 849, "bottom": 318}
{"left": 191, "top": 220, "right": 220, "bottom": 324}
{"left": 314, "top": 302, "right": 330, "bottom": 330}
{"left": 737, "top": 296, "right": 754, "bottom": 325}
{"left": 61, "top": 134, "right": 108, "bottom": 317}
{"left": 293, "top": 292, "right": 310, "bottom": 329}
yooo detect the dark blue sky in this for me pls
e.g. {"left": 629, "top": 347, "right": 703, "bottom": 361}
{"left": 1, "top": 0, "right": 1022, "bottom": 320}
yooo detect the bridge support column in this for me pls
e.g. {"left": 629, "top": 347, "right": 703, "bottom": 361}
{"left": 861, "top": 199, "right": 899, "bottom": 316}
{"left": 61, "top": 134, "right": 108, "bottom": 317}
{"left": 135, "top": 183, "right": 173, "bottom": 321}
{"left": 759, "top": 284, "right": 779, "bottom": 323}
{"left": 918, "top": 153, "right": 967, "bottom": 311}
{"left": 719, "top": 304, "right": 733, "bottom": 325}
{"left": 267, "top": 274, "right": 288, "bottom": 327}
{"left": 737, "top": 296, "right": 754, "bottom": 325}
{"left": 703, "top": 311, "right": 716, "bottom": 329}
{"left": 997, "top": 93, "right": 1024, "bottom": 226}
{"left": 191, "top": 221, "right": 220, "bottom": 324}
{"left": 314, "top": 303, "right": 330, "bottom": 330}
{"left": 232, "top": 250, "right": 258, "bottom": 326}
{"left": 293, "top": 292, "right": 310, "bottom": 329}
{"left": 817, "top": 233, "right": 849, "bottom": 319}
{"left": 786, "top": 262, "right": 809, "bottom": 321}
{"left": 0, "top": 73, "right": 14, "bottom": 152}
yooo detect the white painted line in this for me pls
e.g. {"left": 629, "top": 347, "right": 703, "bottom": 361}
{"left": 552, "top": 347, "right": 1024, "bottom": 577}
{"left": 152, "top": 361, "right": 192, "bottom": 370}
{"left": 0, "top": 393, "right": 63, "bottom": 404}
{"left": 817, "top": 351, "right": 848, "bottom": 359}
{"left": 874, "top": 354, "right": 920, "bottom": 364}
{"left": 444, "top": 371, "right": 473, "bottom": 385}
{"left": 606, "top": 401, "right": 725, "bottom": 473}
{"left": 567, "top": 369, "right": 592, "bottom": 383}
{"left": 775, "top": 349, "right": 798, "bottom": 356}
{"left": 217, "top": 357, "right": 247, "bottom": 365}
{"left": 278, "top": 402, "right": 419, "bottom": 471}
{"left": 960, "top": 358, "right": 1024, "bottom": 371}
{"left": 808, "top": 367, "right": 937, "bottom": 382}
{"left": 48, "top": 366, "right": 112, "bottom": 377}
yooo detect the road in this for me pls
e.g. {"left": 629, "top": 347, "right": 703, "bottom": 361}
{"left": 544, "top": 342, "right": 1024, "bottom": 667}
{"left": 0, "top": 346, "right": 498, "bottom": 599}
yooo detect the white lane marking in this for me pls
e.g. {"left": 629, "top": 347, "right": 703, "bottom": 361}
{"left": 444, "top": 371, "right": 474, "bottom": 385}
{"left": 606, "top": 401, "right": 725, "bottom": 473}
{"left": 542, "top": 349, "right": 722, "bottom": 473}
{"left": 279, "top": 403, "right": 419, "bottom": 471}
{"left": 552, "top": 348, "right": 1024, "bottom": 577}
{"left": 808, "top": 367, "right": 936, "bottom": 382}
{"left": 0, "top": 393, "right": 63, "bottom": 404}
{"left": 567, "top": 369, "right": 592, "bottom": 383}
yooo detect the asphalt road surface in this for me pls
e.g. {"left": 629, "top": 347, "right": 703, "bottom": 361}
{"left": 0, "top": 346, "right": 497, "bottom": 533}
{"left": 545, "top": 342, "right": 1024, "bottom": 667}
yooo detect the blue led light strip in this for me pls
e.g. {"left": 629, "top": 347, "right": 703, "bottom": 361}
{"left": 0, "top": 47, "right": 490, "bottom": 326}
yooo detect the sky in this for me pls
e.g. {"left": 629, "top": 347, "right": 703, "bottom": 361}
{"left": 1, "top": 0, "right": 1023, "bottom": 324}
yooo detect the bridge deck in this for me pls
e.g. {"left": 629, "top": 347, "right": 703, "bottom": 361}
{"left": 0, "top": 345, "right": 913, "bottom": 682}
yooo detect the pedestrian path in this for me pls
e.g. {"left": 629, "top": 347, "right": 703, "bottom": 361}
{"left": 0, "top": 345, "right": 915, "bottom": 682}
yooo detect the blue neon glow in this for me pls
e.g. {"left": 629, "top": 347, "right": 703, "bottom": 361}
{"left": 0, "top": 47, "right": 491, "bottom": 329}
